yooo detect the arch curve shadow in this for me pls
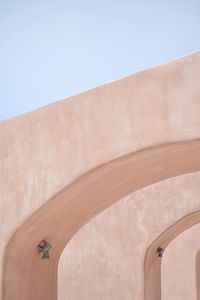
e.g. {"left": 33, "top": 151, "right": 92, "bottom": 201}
{"left": 144, "top": 210, "right": 200, "bottom": 300}
{"left": 3, "top": 139, "right": 200, "bottom": 300}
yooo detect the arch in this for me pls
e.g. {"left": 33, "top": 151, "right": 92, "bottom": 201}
{"left": 144, "top": 210, "right": 200, "bottom": 300}
{"left": 3, "top": 139, "right": 200, "bottom": 300}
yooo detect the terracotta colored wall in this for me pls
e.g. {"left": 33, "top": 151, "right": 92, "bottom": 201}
{"left": 0, "top": 52, "right": 200, "bottom": 299}
{"left": 162, "top": 223, "right": 200, "bottom": 300}
{"left": 58, "top": 172, "right": 200, "bottom": 300}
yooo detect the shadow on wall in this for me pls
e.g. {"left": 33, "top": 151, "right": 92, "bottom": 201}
{"left": 2, "top": 139, "right": 200, "bottom": 300}
{"left": 144, "top": 211, "right": 200, "bottom": 300}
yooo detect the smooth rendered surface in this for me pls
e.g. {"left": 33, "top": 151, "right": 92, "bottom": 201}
{"left": 58, "top": 172, "right": 200, "bottom": 300}
{"left": 162, "top": 224, "right": 200, "bottom": 300}
{"left": 0, "top": 52, "right": 200, "bottom": 299}
{"left": 3, "top": 140, "right": 200, "bottom": 300}
{"left": 196, "top": 250, "right": 200, "bottom": 300}
{"left": 144, "top": 210, "right": 200, "bottom": 300}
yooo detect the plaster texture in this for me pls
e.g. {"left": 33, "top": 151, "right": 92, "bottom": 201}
{"left": 0, "top": 52, "right": 200, "bottom": 299}
{"left": 58, "top": 172, "right": 200, "bottom": 300}
{"left": 162, "top": 223, "right": 200, "bottom": 300}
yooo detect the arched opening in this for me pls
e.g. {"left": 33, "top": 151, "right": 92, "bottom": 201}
{"left": 144, "top": 211, "right": 200, "bottom": 300}
{"left": 3, "top": 139, "right": 200, "bottom": 300}
{"left": 162, "top": 224, "right": 200, "bottom": 300}
{"left": 57, "top": 171, "right": 200, "bottom": 300}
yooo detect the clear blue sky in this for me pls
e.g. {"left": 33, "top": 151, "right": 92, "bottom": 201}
{"left": 0, "top": 0, "right": 200, "bottom": 120}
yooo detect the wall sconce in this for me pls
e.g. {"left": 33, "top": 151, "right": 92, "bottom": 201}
{"left": 157, "top": 247, "right": 164, "bottom": 258}
{"left": 37, "top": 240, "right": 52, "bottom": 259}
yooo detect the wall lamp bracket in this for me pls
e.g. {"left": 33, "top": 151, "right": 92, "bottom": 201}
{"left": 37, "top": 240, "right": 52, "bottom": 259}
{"left": 157, "top": 247, "right": 164, "bottom": 258}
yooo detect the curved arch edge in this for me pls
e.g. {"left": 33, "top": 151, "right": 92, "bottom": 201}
{"left": 3, "top": 139, "right": 200, "bottom": 300}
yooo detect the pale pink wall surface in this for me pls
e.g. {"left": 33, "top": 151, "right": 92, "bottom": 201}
{"left": 162, "top": 223, "right": 200, "bottom": 300}
{"left": 58, "top": 172, "right": 200, "bottom": 300}
{"left": 0, "top": 52, "right": 200, "bottom": 299}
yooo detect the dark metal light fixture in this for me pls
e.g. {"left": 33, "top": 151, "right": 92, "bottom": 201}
{"left": 157, "top": 247, "right": 164, "bottom": 258}
{"left": 37, "top": 240, "right": 52, "bottom": 259}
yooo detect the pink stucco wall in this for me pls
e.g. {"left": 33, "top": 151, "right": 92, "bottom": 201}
{"left": 58, "top": 172, "right": 200, "bottom": 300}
{"left": 162, "top": 222, "right": 200, "bottom": 300}
{"left": 0, "top": 52, "right": 200, "bottom": 299}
